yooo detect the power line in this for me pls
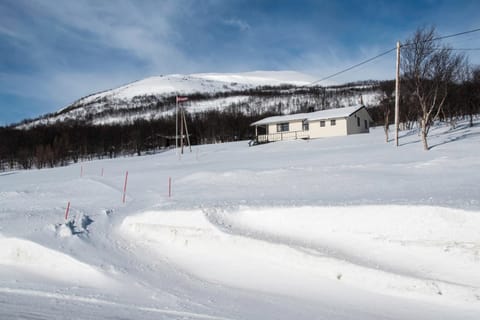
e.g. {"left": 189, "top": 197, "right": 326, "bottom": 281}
{"left": 306, "top": 27, "right": 480, "bottom": 86}
{"left": 432, "top": 27, "right": 480, "bottom": 42}
{"left": 307, "top": 47, "right": 396, "bottom": 85}
{"left": 423, "top": 47, "right": 480, "bottom": 51}
{"left": 401, "top": 28, "right": 480, "bottom": 48}
{"left": 442, "top": 48, "right": 480, "bottom": 51}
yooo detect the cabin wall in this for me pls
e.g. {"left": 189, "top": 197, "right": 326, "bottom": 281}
{"left": 346, "top": 108, "right": 371, "bottom": 134}
{"left": 309, "top": 118, "right": 347, "bottom": 138}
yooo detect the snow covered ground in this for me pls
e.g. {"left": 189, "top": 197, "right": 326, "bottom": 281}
{"left": 1, "top": 119, "right": 480, "bottom": 319}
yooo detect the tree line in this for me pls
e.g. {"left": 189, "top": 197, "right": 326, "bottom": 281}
{"left": 0, "top": 110, "right": 275, "bottom": 170}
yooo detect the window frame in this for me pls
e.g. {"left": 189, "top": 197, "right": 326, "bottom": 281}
{"left": 276, "top": 122, "right": 290, "bottom": 132}
{"left": 302, "top": 119, "right": 309, "bottom": 131}
{"left": 330, "top": 119, "right": 336, "bottom": 126}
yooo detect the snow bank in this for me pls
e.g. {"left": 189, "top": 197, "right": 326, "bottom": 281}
{"left": 121, "top": 206, "right": 480, "bottom": 306}
{"left": 0, "top": 236, "right": 110, "bottom": 286}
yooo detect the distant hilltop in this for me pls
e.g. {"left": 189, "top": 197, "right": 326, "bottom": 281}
{"left": 16, "top": 71, "right": 382, "bottom": 128}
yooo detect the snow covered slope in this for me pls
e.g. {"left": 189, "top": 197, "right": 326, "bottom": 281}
{"left": 74, "top": 71, "right": 317, "bottom": 103}
{"left": 17, "top": 71, "right": 382, "bottom": 127}
{"left": 1, "top": 120, "right": 479, "bottom": 319}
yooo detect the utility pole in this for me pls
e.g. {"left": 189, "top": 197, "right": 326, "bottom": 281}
{"left": 180, "top": 104, "right": 184, "bottom": 154}
{"left": 395, "top": 41, "right": 401, "bottom": 147}
{"left": 175, "top": 97, "right": 179, "bottom": 152}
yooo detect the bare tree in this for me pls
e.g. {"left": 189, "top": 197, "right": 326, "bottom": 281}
{"left": 465, "top": 66, "right": 480, "bottom": 127}
{"left": 401, "top": 27, "right": 465, "bottom": 150}
{"left": 379, "top": 80, "right": 395, "bottom": 142}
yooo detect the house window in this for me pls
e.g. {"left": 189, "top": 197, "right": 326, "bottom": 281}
{"left": 357, "top": 117, "right": 360, "bottom": 127}
{"left": 276, "top": 122, "right": 289, "bottom": 132}
{"left": 330, "top": 119, "right": 336, "bottom": 126}
{"left": 302, "top": 119, "right": 309, "bottom": 131}
{"left": 320, "top": 120, "right": 325, "bottom": 127}
{"left": 364, "top": 119, "right": 368, "bottom": 129}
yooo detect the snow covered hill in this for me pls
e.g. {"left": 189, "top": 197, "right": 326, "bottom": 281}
{"left": 75, "top": 71, "right": 318, "bottom": 102}
{"left": 17, "top": 71, "right": 382, "bottom": 127}
{"left": 2, "top": 120, "right": 479, "bottom": 319}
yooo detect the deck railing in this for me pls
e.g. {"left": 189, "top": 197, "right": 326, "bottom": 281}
{"left": 256, "top": 130, "right": 309, "bottom": 143}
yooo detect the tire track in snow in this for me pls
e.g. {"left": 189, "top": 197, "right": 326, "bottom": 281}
{"left": 0, "top": 287, "right": 235, "bottom": 320}
{"left": 203, "top": 206, "right": 480, "bottom": 301}
{"left": 121, "top": 208, "right": 480, "bottom": 305}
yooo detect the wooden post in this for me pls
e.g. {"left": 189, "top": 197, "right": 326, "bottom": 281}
{"left": 182, "top": 107, "right": 192, "bottom": 152}
{"left": 395, "top": 41, "right": 401, "bottom": 147}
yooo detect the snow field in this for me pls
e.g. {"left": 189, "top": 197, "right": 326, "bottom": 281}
{"left": 1, "top": 119, "right": 480, "bottom": 319}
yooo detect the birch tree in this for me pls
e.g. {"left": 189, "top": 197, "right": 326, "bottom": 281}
{"left": 401, "top": 27, "right": 465, "bottom": 150}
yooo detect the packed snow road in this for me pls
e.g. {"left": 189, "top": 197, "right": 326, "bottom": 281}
{"left": 1, "top": 121, "right": 479, "bottom": 319}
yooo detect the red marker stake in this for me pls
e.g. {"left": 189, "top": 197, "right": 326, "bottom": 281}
{"left": 168, "top": 177, "right": 172, "bottom": 198}
{"left": 122, "top": 171, "right": 129, "bottom": 203}
{"left": 65, "top": 201, "right": 71, "bottom": 220}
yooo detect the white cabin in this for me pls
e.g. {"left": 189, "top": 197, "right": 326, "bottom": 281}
{"left": 251, "top": 105, "right": 372, "bottom": 143}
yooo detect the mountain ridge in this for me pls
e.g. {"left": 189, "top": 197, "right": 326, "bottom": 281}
{"left": 17, "top": 71, "right": 382, "bottom": 128}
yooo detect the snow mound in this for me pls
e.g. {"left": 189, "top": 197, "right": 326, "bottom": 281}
{"left": 0, "top": 236, "right": 109, "bottom": 286}
{"left": 121, "top": 206, "right": 480, "bottom": 306}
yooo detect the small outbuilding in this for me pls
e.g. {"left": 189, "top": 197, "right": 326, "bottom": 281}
{"left": 251, "top": 105, "right": 372, "bottom": 144}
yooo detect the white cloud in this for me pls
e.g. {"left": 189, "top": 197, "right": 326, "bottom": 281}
{"left": 0, "top": 0, "right": 203, "bottom": 116}
{"left": 25, "top": 0, "right": 189, "bottom": 70}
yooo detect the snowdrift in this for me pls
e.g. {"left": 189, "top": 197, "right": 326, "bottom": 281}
{"left": 0, "top": 236, "right": 110, "bottom": 286}
{"left": 121, "top": 205, "right": 480, "bottom": 306}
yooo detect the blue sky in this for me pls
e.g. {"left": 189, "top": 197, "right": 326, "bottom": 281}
{"left": 1, "top": 0, "right": 479, "bottom": 125}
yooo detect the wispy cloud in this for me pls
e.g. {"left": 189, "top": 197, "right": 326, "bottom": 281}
{"left": 0, "top": 25, "right": 24, "bottom": 40}
{"left": 11, "top": 0, "right": 190, "bottom": 70}
{"left": 223, "top": 18, "right": 251, "bottom": 31}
